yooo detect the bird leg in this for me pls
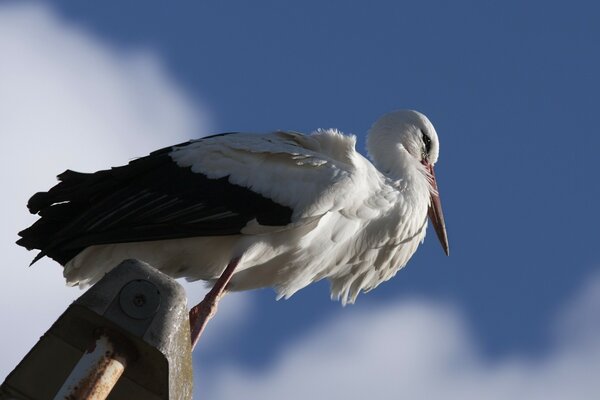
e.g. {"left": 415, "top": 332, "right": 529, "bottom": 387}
{"left": 189, "top": 257, "right": 241, "bottom": 350}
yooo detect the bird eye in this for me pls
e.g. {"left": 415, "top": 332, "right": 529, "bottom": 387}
{"left": 422, "top": 131, "right": 432, "bottom": 155}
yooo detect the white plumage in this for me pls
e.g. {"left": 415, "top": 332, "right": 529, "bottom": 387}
{"left": 19, "top": 109, "right": 448, "bottom": 306}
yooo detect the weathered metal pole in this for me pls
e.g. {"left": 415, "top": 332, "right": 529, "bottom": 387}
{"left": 53, "top": 332, "right": 130, "bottom": 400}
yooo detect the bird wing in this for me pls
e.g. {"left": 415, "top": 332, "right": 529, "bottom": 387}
{"left": 170, "top": 129, "right": 361, "bottom": 222}
{"left": 18, "top": 130, "right": 364, "bottom": 265}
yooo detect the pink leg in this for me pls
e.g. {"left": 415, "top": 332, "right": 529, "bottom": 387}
{"left": 189, "top": 257, "right": 241, "bottom": 350}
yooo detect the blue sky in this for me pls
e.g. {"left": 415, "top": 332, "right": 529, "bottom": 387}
{"left": 1, "top": 1, "right": 599, "bottom": 398}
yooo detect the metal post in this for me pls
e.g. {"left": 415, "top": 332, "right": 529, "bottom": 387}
{"left": 53, "top": 331, "right": 130, "bottom": 400}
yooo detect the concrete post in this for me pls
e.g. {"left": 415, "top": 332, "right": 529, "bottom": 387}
{"left": 0, "top": 259, "right": 193, "bottom": 400}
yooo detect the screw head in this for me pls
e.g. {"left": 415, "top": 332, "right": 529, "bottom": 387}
{"left": 119, "top": 279, "right": 160, "bottom": 320}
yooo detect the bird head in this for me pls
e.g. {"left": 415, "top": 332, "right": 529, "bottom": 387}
{"left": 367, "top": 110, "right": 449, "bottom": 256}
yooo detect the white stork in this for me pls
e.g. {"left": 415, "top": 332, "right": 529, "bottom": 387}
{"left": 18, "top": 109, "right": 449, "bottom": 348}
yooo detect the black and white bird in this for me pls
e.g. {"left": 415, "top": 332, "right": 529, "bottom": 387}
{"left": 18, "top": 109, "right": 449, "bottom": 347}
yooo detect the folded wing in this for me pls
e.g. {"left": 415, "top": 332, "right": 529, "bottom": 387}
{"left": 17, "top": 130, "right": 359, "bottom": 265}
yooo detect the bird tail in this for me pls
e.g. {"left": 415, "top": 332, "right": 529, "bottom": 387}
{"left": 17, "top": 169, "right": 108, "bottom": 265}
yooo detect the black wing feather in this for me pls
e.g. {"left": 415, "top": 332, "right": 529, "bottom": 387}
{"left": 17, "top": 138, "right": 293, "bottom": 265}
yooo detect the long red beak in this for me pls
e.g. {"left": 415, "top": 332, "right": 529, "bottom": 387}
{"left": 424, "top": 163, "right": 449, "bottom": 256}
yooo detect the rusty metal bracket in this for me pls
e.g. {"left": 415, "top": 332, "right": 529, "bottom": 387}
{"left": 0, "top": 259, "right": 193, "bottom": 400}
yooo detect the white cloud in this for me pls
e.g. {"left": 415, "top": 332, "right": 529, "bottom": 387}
{"left": 0, "top": 2, "right": 233, "bottom": 380}
{"left": 206, "top": 273, "right": 600, "bottom": 400}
